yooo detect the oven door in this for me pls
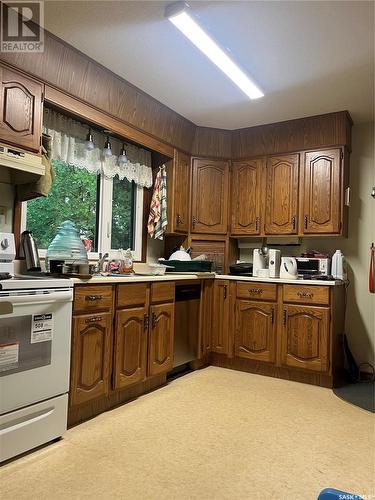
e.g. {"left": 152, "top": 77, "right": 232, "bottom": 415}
{"left": 0, "top": 289, "right": 73, "bottom": 414}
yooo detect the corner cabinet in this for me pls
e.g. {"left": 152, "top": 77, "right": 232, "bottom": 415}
{"left": 191, "top": 158, "right": 229, "bottom": 234}
{"left": 0, "top": 65, "right": 43, "bottom": 152}
{"left": 302, "top": 149, "right": 343, "bottom": 234}
{"left": 231, "top": 159, "right": 264, "bottom": 235}
{"left": 166, "top": 150, "right": 191, "bottom": 234}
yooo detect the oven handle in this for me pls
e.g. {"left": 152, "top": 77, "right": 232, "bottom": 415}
{"left": 0, "top": 290, "right": 73, "bottom": 306}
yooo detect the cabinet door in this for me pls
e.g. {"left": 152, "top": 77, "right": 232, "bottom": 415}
{"left": 70, "top": 312, "right": 112, "bottom": 406}
{"left": 235, "top": 300, "right": 276, "bottom": 363}
{"left": 191, "top": 158, "right": 229, "bottom": 234}
{"left": 231, "top": 159, "right": 263, "bottom": 235}
{"left": 281, "top": 305, "right": 330, "bottom": 372}
{"left": 199, "top": 279, "right": 213, "bottom": 358}
{"left": 211, "top": 280, "right": 230, "bottom": 354}
{"left": 0, "top": 66, "right": 43, "bottom": 152}
{"left": 113, "top": 307, "right": 148, "bottom": 390}
{"left": 148, "top": 302, "right": 174, "bottom": 376}
{"left": 173, "top": 150, "right": 191, "bottom": 233}
{"left": 303, "top": 149, "right": 342, "bottom": 234}
{"left": 265, "top": 154, "right": 299, "bottom": 235}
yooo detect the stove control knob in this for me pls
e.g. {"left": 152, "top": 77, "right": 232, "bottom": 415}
{"left": 1, "top": 238, "right": 9, "bottom": 250}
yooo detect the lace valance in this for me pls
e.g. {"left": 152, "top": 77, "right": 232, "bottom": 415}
{"left": 43, "top": 108, "right": 153, "bottom": 188}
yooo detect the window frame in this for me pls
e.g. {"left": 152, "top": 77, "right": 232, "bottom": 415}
{"left": 20, "top": 167, "right": 144, "bottom": 262}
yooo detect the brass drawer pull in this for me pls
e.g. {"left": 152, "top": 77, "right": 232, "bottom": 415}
{"left": 85, "top": 316, "right": 103, "bottom": 323}
{"left": 144, "top": 313, "right": 149, "bottom": 331}
{"left": 248, "top": 288, "right": 263, "bottom": 294}
{"left": 297, "top": 291, "right": 314, "bottom": 298}
{"left": 192, "top": 216, "right": 197, "bottom": 229}
{"left": 255, "top": 217, "right": 260, "bottom": 232}
{"left": 85, "top": 295, "right": 103, "bottom": 301}
{"left": 292, "top": 216, "right": 296, "bottom": 230}
{"left": 176, "top": 214, "right": 183, "bottom": 225}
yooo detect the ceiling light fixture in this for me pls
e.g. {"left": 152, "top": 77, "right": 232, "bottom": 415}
{"left": 165, "top": 1, "right": 264, "bottom": 100}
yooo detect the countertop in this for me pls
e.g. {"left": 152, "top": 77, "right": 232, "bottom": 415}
{"left": 72, "top": 272, "right": 343, "bottom": 286}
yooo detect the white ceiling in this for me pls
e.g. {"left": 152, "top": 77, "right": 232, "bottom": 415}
{"left": 44, "top": 1, "right": 374, "bottom": 130}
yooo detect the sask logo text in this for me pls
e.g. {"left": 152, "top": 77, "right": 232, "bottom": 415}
{"left": 1, "top": 1, "right": 44, "bottom": 52}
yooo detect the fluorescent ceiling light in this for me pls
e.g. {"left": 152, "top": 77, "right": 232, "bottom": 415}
{"left": 166, "top": 3, "right": 264, "bottom": 100}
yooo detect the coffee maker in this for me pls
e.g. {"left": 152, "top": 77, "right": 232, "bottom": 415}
{"left": 268, "top": 249, "right": 281, "bottom": 278}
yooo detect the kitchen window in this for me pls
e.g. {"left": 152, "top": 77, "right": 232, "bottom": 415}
{"left": 20, "top": 108, "right": 153, "bottom": 261}
{"left": 22, "top": 160, "right": 143, "bottom": 259}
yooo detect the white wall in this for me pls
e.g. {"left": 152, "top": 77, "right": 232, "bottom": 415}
{"left": 240, "top": 122, "right": 375, "bottom": 368}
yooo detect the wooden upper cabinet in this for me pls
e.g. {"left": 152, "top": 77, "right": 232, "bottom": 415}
{"left": 281, "top": 305, "right": 330, "bottom": 372}
{"left": 148, "top": 302, "right": 174, "bottom": 377}
{"left": 302, "top": 149, "right": 342, "bottom": 234}
{"left": 231, "top": 159, "right": 264, "bottom": 235}
{"left": 70, "top": 312, "right": 112, "bottom": 406}
{"left": 113, "top": 307, "right": 148, "bottom": 390}
{"left": 265, "top": 154, "right": 299, "bottom": 235}
{"left": 235, "top": 300, "right": 276, "bottom": 363}
{"left": 191, "top": 158, "right": 229, "bottom": 234}
{"left": 0, "top": 66, "right": 43, "bottom": 152}
{"left": 167, "top": 150, "right": 191, "bottom": 234}
{"left": 211, "top": 280, "right": 230, "bottom": 354}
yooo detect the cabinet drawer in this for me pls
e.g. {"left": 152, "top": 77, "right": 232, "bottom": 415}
{"left": 117, "top": 283, "right": 148, "bottom": 308}
{"left": 236, "top": 282, "right": 277, "bottom": 301}
{"left": 74, "top": 286, "right": 113, "bottom": 312}
{"left": 151, "top": 282, "right": 175, "bottom": 304}
{"left": 283, "top": 285, "right": 330, "bottom": 305}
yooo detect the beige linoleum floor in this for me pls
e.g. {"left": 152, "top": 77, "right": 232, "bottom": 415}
{"left": 1, "top": 366, "right": 374, "bottom": 500}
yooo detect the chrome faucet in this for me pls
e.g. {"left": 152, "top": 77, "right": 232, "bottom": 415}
{"left": 96, "top": 252, "right": 109, "bottom": 273}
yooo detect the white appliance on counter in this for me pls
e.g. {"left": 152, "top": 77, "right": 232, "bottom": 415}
{"left": 252, "top": 249, "right": 266, "bottom": 277}
{"left": 280, "top": 257, "right": 298, "bottom": 280}
{"left": 0, "top": 233, "right": 73, "bottom": 462}
{"left": 268, "top": 249, "right": 281, "bottom": 278}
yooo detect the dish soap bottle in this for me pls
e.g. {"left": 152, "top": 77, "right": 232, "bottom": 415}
{"left": 122, "top": 248, "right": 133, "bottom": 274}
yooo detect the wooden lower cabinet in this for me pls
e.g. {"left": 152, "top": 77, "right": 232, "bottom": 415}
{"left": 70, "top": 312, "right": 112, "bottom": 406}
{"left": 280, "top": 305, "right": 330, "bottom": 372}
{"left": 235, "top": 300, "right": 276, "bottom": 363}
{"left": 113, "top": 307, "right": 148, "bottom": 390}
{"left": 148, "top": 302, "right": 175, "bottom": 377}
{"left": 211, "top": 280, "right": 230, "bottom": 355}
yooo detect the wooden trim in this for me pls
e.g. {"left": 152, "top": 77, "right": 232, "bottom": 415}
{"left": 45, "top": 86, "right": 174, "bottom": 157}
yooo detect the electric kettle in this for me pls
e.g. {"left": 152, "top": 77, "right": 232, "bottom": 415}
{"left": 20, "top": 230, "right": 41, "bottom": 272}
{"left": 280, "top": 257, "right": 298, "bottom": 280}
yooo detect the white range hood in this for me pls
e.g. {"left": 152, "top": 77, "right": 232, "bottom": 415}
{"left": 0, "top": 143, "right": 45, "bottom": 178}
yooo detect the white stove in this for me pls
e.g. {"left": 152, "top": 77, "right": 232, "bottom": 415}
{"left": 0, "top": 233, "right": 74, "bottom": 462}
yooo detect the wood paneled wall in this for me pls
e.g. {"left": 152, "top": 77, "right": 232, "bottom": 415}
{"left": 232, "top": 111, "right": 352, "bottom": 158}
{"left": 0, "top": 30, "right": 352, "bottom": 158}
{"left": 192, "top": 127, "right": 232, "bottom": 159}
{"left": 0, "top": 31, "right": 196, "bottom": 154}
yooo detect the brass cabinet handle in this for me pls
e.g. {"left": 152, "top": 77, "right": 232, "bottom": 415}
{"left": 192, "top": 216, "right": 197, "bottom": 229}
{"left": 223, "top": 284, "right": 227, "bottom": 299}
{"left": 304, "top": 215, "right": 308, "bottom": 229}
{"left": 255, "top": 217, "right": 260, "bottom": 232}
{"left": 144, "top": 313, "right": 149, "bottom": 331}
{"left": 271, "top": 309, "right": 275, "bottom": 324}
{"left": 248, "top": 288, "right": 263, "bottom": 294}
{"left": 283, "top": 310, "right": 287, "bottom": 325}
{"left": 151, "top": 312, "right": 157, "bottom": 329}
{"left": 85, "top": 316, "right": 103, "bottom": 323}
{"left": 292, "top": 216, "right": 296, "bottom": 230}
{"left": 297, "top": 291, "right": 314, "bottom": 298}
{"left": 85, "top": 295, "right": 103, "bottom": 301}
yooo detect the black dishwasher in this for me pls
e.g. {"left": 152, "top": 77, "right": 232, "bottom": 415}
{"left": 173, "top": 284, "right": 201, "bottom": 369}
